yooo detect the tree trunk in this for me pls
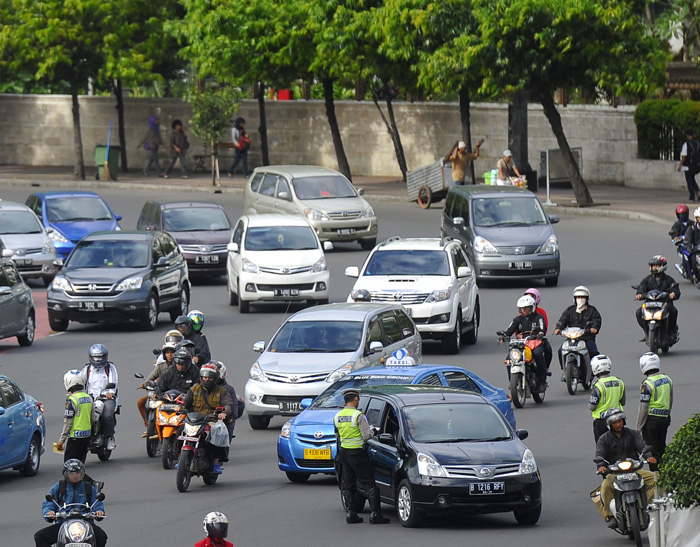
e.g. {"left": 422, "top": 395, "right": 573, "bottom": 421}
{"left": 458, "top": 87, "right": 476, "bottom": 184}
{"left": 115, "top": 79, "right": 128, "bottom": 172}
{"left": 211, "top": 137, "right": 218, "bottom": 186}
{"left": 322, "top": 78, "right": 352, "bottom": 181}
{"left": 538, "top": 90, "right": 594, "bottom": 206}
{"left": 370, "top": 80, "right": 407, "bottom": 182}
{"left": 70, "top": 81, "right": 85, "bottom": 180}
{"left": 509, "top": 91, "right": 531, "bottom": 173}
{"left": 256, "top": 82, "right": 269, "bottom": 166}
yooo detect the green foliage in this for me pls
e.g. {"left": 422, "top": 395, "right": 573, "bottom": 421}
{"left": 634, "top": 99, "right": 700, "bottom": 159}
{"left": 187, "top": 86, "right": 240, "bottom": 150}
{"left": 659, "top": 413, "right": 700, "bottom": 509}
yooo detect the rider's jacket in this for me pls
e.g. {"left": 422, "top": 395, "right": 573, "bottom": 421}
{"left": 670, "top": 219, "right": 689, "bottom": 239}
{"left": 41, "top": 481, "right": 105, "bottom": 523}
{"left": 635, "top": 273, "right": 680, "bottom": 300}
{"left": 504, "top": 312, "right": 546, "bottom": 338}
{"left": 684, "top": 222, "right": 700, "bottom": 247}
{"left": 594, "top": 427, "right": 652, "bottom": 469}
{"left": 555, "top": 305, "right": 602, "bottom": 341}
{"left": 156, "top": 365, "right": 199, "bottom": 395}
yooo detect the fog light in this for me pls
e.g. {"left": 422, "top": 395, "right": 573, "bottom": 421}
{"left": 127, "top": 304, "right": 136, "bottom": 310}
{"left": 480, "top": 270, "right": 491, "bottom": 275}
{"left": 437, "top": 495, "right": 448, "bottom": 506}
{"left": 439, "top": 314, "right": 448, "bottom": 322}
{"left": 523, "top": 493, "right": 531, "bottom": 503}
{"left": 53, "top": 304, "right": 61, "bottom": 310}
{"left": 245, "top": 283, "right": 256, "bottom": 292}
{"left": 547, "top": 268, "right": 558, "bottom": 274}
{"left": 316, "top": 282, "right": 326, "bottom": 291}
{"left": 248, "top": 394, "right": 259, "bottom": 402}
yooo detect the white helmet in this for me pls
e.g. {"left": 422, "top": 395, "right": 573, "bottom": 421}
{"left": 694, "top": 206, "right": 700, "bottom": 219}
{"left": 591, "top": 354, "right": 611, "bottom": 376}
{"left": 64, "top": 369, "right": 86, "bottom": 392}
{"left": 573, "top": 285, "right": 590, "bottom": 300}
{"left": 639, "top": 352, "right": 661, "bottom": 374}
{"left": 516, "top": 295, "right": 536, "bottom": 310}
{"left": 203, "top": 511, "right": 228, "bottom": 540}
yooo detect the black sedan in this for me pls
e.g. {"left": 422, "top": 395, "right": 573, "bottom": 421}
{"left": 351, "top": 385, "right": 542, "bottom": 527}
{"left": 47, "top": 231, "right": 190, "bottom": 331}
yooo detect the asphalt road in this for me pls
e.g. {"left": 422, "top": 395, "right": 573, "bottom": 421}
{"left": 0, "top": 185, "right": 696, "bottom": 547}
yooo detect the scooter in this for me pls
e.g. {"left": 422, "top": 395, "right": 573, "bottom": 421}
{"left": 598, "top": 458, "right": 650, "bottom": 547}
{"left": 88, "top": 384, "right": 118, "bottom": 462}
{"left": 44, "top": 491, "right": 106, "bottom": 547}
{"left": 558, "top": 326, "right": 592, "bottom": 395}
{"left": 176, "top": 410, "right": 226, "bottom": 492}
{"left": 670, "top": 235, "right": 693, "bottom": 282}
{"left": 156, "top": 390, "right": 186, "bottom": 470}
{"left": 497, "top": 331, "right": 548, "bottom": 408}
{"left": 134, "top": 374, "right": 160, "bottom": 458}
{"left": 633, "top": 286, "right": 679, "bottom": 354}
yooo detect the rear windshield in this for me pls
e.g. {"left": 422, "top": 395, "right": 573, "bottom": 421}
{"left": 363, "top": 250, "right": 449, "bottom": 276}
{"left": 0, "top": 210, "right": 43, "bottom": 234}
{"left": 46, "top": 197, "right": 113, "bottom": 222}
{"left": 269, "top": 320, "right": 362, "bottom": 353}
{"left": 163, "top": 207, "right": 230, "bottom": 232}
{"left": 472, "top": 196, "right": 547, "bottom": 227}
{"left": 292, "top": 176, "right": 357, "bottom": 200}
{"left": 245, "top": 226, "right": 318, "bottom": 251}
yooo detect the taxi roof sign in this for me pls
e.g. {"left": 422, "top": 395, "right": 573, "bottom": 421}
{"left": 385, "top": 348, "right": 416, "bottom": 367}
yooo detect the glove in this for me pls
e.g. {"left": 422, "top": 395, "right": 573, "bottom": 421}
{"left": 371, "top": 426, "right": 380, "bottom": 436}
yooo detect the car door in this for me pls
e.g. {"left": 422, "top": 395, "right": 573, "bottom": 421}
{"left": 365, "top": 399, "right": 401, "bottom": 500}
{"left": 394, "top": 308, "right": 421, "bottom": 361}
{"left": 379, "top": 311, "right": 411, "bottom": 362}
{"left": 0, "top": 378, "right": 29, "bottom": 466}
{"left": 2, "top": 261, "right": 31, "bottom": 336}
{"left": 154, "top": 233, "right": 184, "bottom": 306}
{"left": 451, "top": 245, "right": 475, "bottom": 320}
{"left": 362, "top": 316, "right": 387, "bottom": 368}
{"left": 228, "top": 220, "right": 245, "bottom": 295}
{"left": 272, "top": 177, "right": 294, "bottom": 213}
{"left": 0, "top": 267, "right": 12, "bottom": 337}
{"left": 252, "top": 174, "right": 280, "bottom": 214}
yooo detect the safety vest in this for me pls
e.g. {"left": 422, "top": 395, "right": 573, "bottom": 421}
{"left": 190, "top": 384, "right": 224, "bottom": 414}
{"left": 592, "top": 375, "right": 625, "bottom": 419}
{"left": 643, "top": 373, "right": 672, "bottom": 417}
{"left": 68, "top": 391, "right": 93, "bottom": 438}
{"left": 334, "top": 408, "right": 364, "bottom": 449}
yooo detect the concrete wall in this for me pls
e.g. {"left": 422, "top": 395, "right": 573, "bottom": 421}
{"left": 0, "top": 94, "right": 644, "bottom": 184}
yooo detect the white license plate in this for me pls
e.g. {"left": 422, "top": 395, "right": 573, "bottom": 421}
{"left": 509, "top": 261, "right": 532, "bottom": 270}
{"left": 79, "top": 301, "right": 104, "bottom": 311}
{"left": 337, "top": 228, "right": 356, "bottom": 236}
{"left": 279, "top": 401, "right": 301, "bottom": 413}
{"left": 469, "top": 482, "right": 505, "bottom": 495}
{"left": 195, "top": 255, "right": 219, "bottom": 263}
{"left": 274, "top": 288, "right": 299, "bottom": 297}
{"left": 617, "top": 472, "right": 639, "bottom": 481}
{"left": 13, "top": 258, "right": 33, "bottom": 265}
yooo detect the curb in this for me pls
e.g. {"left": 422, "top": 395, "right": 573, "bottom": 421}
{"left": 542, "top": 204, "right": 668, "bottom": 225}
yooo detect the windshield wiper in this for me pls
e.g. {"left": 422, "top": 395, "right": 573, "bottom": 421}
{"left": 494, "top": 221, "right": 531, "bottom": 227}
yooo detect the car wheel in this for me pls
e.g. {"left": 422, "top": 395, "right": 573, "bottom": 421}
{"left": 285, "top": 472, "right": 311, "bottom": 483}
{"left": 48, "top": 313, "right": 68, "bottom": 332}
{"left": 248, "top": 414, "right": 270, "bottom": 430}
{"left": 396, "top": 479, "right": 424, "bottom": 528}
{"left": 544, "top": 276, "right": 558, "bottom": 287}
{"left": 17, "top": 312, "right": 35, "bottom": 346}
{"left": 140, "top": 294, "right": 159, "bottom": 331}
{"left": 228, "top": 280, "right": 239, "bottom": 306}
{"left": 170, "top": 286, "right": 189, "bottom": 322}
{"left": 239, "top": 297, "right": 250, "bottom": 314}
{"left": 514, "top": 504, "right": 542, "bottom": 525}
{"left": 19, "top": 434, "right": 41, "bottom": 476}
{"left": 360, "top": 238, "right": 377, "bottom": 251}
{"left": 442, "top": 309, "right": 462, "bottom": 354}
{"left": 464, "top": 301, "right": 479, "bottom": 345}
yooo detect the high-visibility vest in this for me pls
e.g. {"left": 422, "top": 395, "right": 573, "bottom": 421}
{"left": 592, "top": 376, "right": 624, "bottom": 419}
{"left": 68, "top": 391, "right": 93, "bottom": 438}
{"left": 643, "top": 373, "right": 672, "bottom": 417}
{"left": 334, "top": 408, "right": 364, "bottom": 449}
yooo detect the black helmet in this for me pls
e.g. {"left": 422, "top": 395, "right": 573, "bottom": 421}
{"left": 173, "top": 349, "right": 192, "bottom": 370}
{"left": 649, "top": 255, "right": 667, "bottom": 275}
{"left": 63, "top": 458, "right": 85, "bottom": 481}
{"left": 88, "top": 343, "right": 108, "bottom": 369}
{"left": 352, "top": 289, "right": 372, "bottom": 302}
{"left": 174, "top": 315, "right": 192, "bottom": 332}
{"left": 603, "top": 408, "right": 626, "bottom": 429}
{"left": 176, "top": 339, "right": 196, "bottom": 358}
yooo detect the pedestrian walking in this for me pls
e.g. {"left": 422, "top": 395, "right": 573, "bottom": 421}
{"left": 636, "top": 352, "right": 673, "bottom": 472}
{"left": 677, "top": 129, "right": 700, "bottom": 202}
{"left": 227, "top": 117, "right": 250, "bottom": 178}
{"left": 163, "top": 119, "right": 189, "bottom": 179}
{"left": 136, "top": 115, "right": 163, "bottom": 176}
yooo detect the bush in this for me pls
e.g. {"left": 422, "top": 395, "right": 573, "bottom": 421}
{"left": 658, "top": 413, "right": 700, "bottom": 509}
{"left": 634, "top": 99, "right": 700, "bottom": 160}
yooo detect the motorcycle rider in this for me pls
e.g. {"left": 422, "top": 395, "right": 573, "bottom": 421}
{"left": 211, "top": 361, "right": 243, "bottom": 461}
{"left": 175, "top": 315, "right": 211, "bottom": 366}
{"left": 155, "top": 349, "right": 200, "bottom": 397}
{"left": 635, "top": 353, "right": 673, "bottom": 472}
{"left": 634, "top": 255, "right": 680, "bottom": 341}
{"left": 594, "top": 408, "right": 656, "bottom": 529}
{"left": 196, "top": 511, "right": 233, "bottom": 547}
{"left": 56, "top": 370, "right": 93, "bottom": 463}
{"left": 588, "top": 355, "right": 626, "bottom": 442}
{"left": 683, "top": 207, "right": 700, "bottom": 285}
{"left": 670, "top": 204, "right": 690, "bottom": 242}
{"left": 554, "top": 286, "right": 602, "bottom": 381}
{"left": 34, "top": 459, "right": 107, "bottom": 547}
{"left": 524, "top": 288, "right": 552, "bottom": 368}
{"left": 80, "top": 344, "right": 118, "bottom": 451}
{"left": 500, "top": 295, "right": 548, "bottom": 387}
{"left": 137, "top": 339, "right": 177, "bottom": 436}
{"left": 155, "top": 329, "right": 184, "bottom": 366}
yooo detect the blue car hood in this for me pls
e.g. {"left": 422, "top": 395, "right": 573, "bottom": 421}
{"left": 475, "top": 224, "right": 552, "bottom": 247}
{"left": 289, "top": 408, "right": 339, "bottom": 429}
{"left": 52, "top": 220, "right": 119, "bottom": 241}
{"left": 414, "top": 439, "right": 524, "bottom": 466}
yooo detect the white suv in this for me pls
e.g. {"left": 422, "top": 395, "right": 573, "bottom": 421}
{"left": 345, "top": 237, "right": 479, "bottom": 354}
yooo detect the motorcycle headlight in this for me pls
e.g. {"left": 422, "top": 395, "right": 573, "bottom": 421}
{"left": 326, "top": 363, "right": 353, "bottom": 383}
{"left": 653, "top": 310, "right": 663, "bottom": 320}
{"left": 538, "top": 235, "right": 558, "bottom": 254}
{"left": 116, "top": 276, "right": 143, "bottom": 291}
{"left": 362, "top": 205, "right": 375, "bottom": 218}
{"left": 417, "top": 452, "right": 447, "bottom": 477}
{"left": 509, "top": 348, "right": 522, "bottom": 361}
{"left": 169, "top": 415, "right": 182, "bottom": 425}
{"left": 280, "top": 421, "right": 292, "bottom": 439}
{"left": 242, "top": 258, "right": 259, "bottom": 274}
{"left": 312, "top": 256, "right": 327, "bottom": 272}
{"left": 474, "top": 236, "right": 498, "bottom": 255}
{"left": 51, "top": 275, "right": 72, "bottom": 291}
{"left": 304, "top": 208, "right": 329, "bottom": 221}
{"left": 643, "top": 309, "right": 653, "bottom": 320}
{"left": 48, "top": 229, "right": 69, "bottom": 243}
{"left": 67, "top": 520, "right": 89, "bottom": 542}
{"left": 425, "top": 288, "right": 450, "bottom": 303}
{"left": 249, "top": 362, "right": 268, "bottom": 382}
{"left": 184, "top": 423, "right": 201, "bottom": 437}
{"left": 519, "top": 449, "right": 538, "bottom": 474}
{"left": 618, "top": 460, "right": 633, "bottom": 471}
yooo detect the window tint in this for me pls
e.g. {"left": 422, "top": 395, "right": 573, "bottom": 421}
{"left": 232, "top": 221, "right": 244, "bottom": 246}
{"left": 443, "top": 371, "right": 481, "bottom": 393}
{"left": 452, "top": 247, "right": 467, "bottom": 275}
{"left": 160, "top": 234, "right": 178, "bottom": 258}
{"left": 380, "top": 313, "right": 402, "bottom": 346}
{"left": 363, "top": 250, "right": 449, "bottom": 276}
{"left": 454, "top": 194, "right": 469, "bottom": 223}
{"left": 366, "top": 319, "right": 383, "bottom": 350}
{"left": 250, "top": 173, "right": 264, "bottom": 193}
{"left": 2, "top": 262, "right": 20, "bottom": 285}
{"left": 365, "top": 398, "right": 386, "bottom": 427}
{"left": 260, "top": 174, "right": 278, "bottom": 196}
{"left": 276, "top": 179, "right": 292, "bottom": 201}
{"left": 396, "top": 309, "right": 415, "bottom": 338}
{"left": 0, "top": 267, "right": 9, "bottom": 287}
{"left": 152, "top": 238, "right": 162, "bottom": 263}
{"left": 0, "top": 379, "right": 22, "bottom": 407}
{"left": 418, "top": 374, "right": 442, "bottom": 386}
{"left": 444, "top": 191, "right": 456, "bottom": 217}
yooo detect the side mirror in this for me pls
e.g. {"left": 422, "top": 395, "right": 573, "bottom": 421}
{"left": 253, "top": 340, "right": 265, "bottom": 353}
{"left": 345, "top": 266, "right": 359, "bottom": 278}
{"left": 377, "top": 433, "right": 396, "bottom": 446}
{"left": 0, "top": 286, "right": 11, "bottom": 295}
{"left": 105, "top": 383, "right": 116, "bottom": 390}
{"left": 515, "top": 429, "right": 529, "bottom": 440}
{"left": 357, "top": 188, "right": 365, "bottom": 196}
{"left": 277, "top": 191, "right": 290, "bottom": 201}
{"left": 456, "top": 266, "right": 472, "bottom": 278}
{"left": 323, "top": 241, "right": 333, "bottom": 251}
{"left": 548, "top": 215, "right": 560, "bottom": 224}
{"left": 46, "top": 227, "right": 54, "bottom": 235}
{"left": 0, "top": 406, "right": 5, "bottom": 416}
{"left": 227, "top": 242, "right": 239, "bottom": 253}
{"left": 453, "top": 217, "right": 465, "bottom": 226}
{"left": 115, "top": 214, "right": 122, "bottom": 221}
{"left": 156, "top": 256, "right": 169, "bottom": 267}
{"left": 53, "top": 258, "right": 64, "bottom": 267}
{"left": 3, "top": 249, "right": 14, "bottom": 257}
{"left": 300, "top": 398, "right": 313, "bottom": 410}
{"left": 369, "top": 341, "right": 384, "bottom": 354}
{"left": 134, "top": 373, "right": 144, "bottom": 379}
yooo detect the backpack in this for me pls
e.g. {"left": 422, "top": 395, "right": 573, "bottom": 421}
{"left": 58, "top": 478, "right": 93, "bottom": 506}
{"left": 687, "top": 139, "right": 700, "bottom": 175}
{"left": 238, "top": 132, "right": 251, "bottom": 151}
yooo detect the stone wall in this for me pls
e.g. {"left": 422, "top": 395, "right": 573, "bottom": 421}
{"left": 0, "top": 94, "right": 642, "bottom": 184}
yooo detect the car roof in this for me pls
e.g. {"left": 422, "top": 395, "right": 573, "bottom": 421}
{"left": 287, "top": 302, "right": 406, "bottom": 322}
{"left": 82, "top": 230, "right": 157, "bottom": 241}
{"left": 0, "top": 201, "right": 34, "bottom": 212}
{"left": 347, "top": 364, "right": 460, "bottom": 379}
{"left": 449, "top": 184, "right": 534, "bottom": 198}
{"left": 243, "top": 214, "right": 313, "bottom": 228}
{"left": 157, "top": 202, "right": 226, "bottom": 210}
{"left": 251, "top": 165, "right": 347, "bottom": 179}
{"left": 372, "top": 236, "right": 458, "bottom": 252}
{"left": 358, "top": 384, "right": 488, "bottom": 404}
{"left": 30, "top": 191, "right": 102, "bottom": 199}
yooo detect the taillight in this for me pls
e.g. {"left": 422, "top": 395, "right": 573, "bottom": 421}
{"left": 37, "top": 402, "right": 44, "bottom": 413}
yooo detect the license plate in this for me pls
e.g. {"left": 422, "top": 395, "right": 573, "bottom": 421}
{"left": 279, "top": 401, "right": 301, "bottom": 413}
{"left": 469, "top": 482, "right": 505, "bottom": 495}
{"left": 274, "top": 288, "right": 300, "bottom": 297}
{"left": 78, "top": 301, "right": 104, "bottom": 311}
{"left": 509, "top": 261, "right": 532, "bottom": 270}
{"left": 195, "top": 255, "right": 219, "bottom": 264}
{"left": 617, "top": 473, "right": 639, "bottom": 481}
{"left": 13, "top": 258, "right": 33, "bottom": 265}
{"left": 304, "top": 448, "right": 331, "bottom": 460}
{"left": 337, "top": 228, "right": 356, "bottom": 236}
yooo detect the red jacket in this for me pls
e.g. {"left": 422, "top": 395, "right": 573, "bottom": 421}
{"left": 195, "top": 539, "right": 233, "bottom": 547}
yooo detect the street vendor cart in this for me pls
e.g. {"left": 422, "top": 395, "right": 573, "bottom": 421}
{"left": 406, "top": 159, "right": 454, "bottom": 209}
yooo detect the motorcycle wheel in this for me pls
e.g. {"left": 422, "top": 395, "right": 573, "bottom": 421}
{"left": 146, "top": 422, "right": 158, "bottom": 458}
{"left": 162, "top": 436, "right": 174, "bottom": 469}
{"left": 532, "top": 386, "right": 546, "bottom": 404}
{"left": 628, "top": 506, "right": 643, "bottom": 547}
{"left": 565, "top": 356, "right": 578, "bottom": 395}
{"left": 97, "top": 447, "right": 112, "bottom": 461}
{"left": 203, "top": 473, "right": 219, "bottom": 485}
{"left": 510, "top": 372, "right": 526, "bottom": 408}
{"left": 648, "top": 331, "right": 658, "bottom": 355}
{"left": 176, "top": 450, "right": 193, "bottom": 492}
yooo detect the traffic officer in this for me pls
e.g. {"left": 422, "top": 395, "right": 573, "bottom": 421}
{"left": 636, "top": 353, "right": 673, "bottom": 471}
{"left": 57, "top": 370, "right": 94, "bottom": 463}
{"left": 333, "top": 389, "right": 390, "bottom": 525}
{"left": 588, "top": 355, "right": 626, "bottom": 443}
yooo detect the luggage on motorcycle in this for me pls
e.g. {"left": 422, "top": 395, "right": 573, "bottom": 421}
{"left": 207, "top": 420, "right": 230, "bottom": 448}
{"left": 590, "top": 486, "right": 605, "bottom": 517}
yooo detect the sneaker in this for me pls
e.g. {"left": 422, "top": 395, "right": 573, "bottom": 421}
{"left": 106, "top": 437, "right": 116, "bottom": 451}
{"left": 560, "top": 372, "right": 566, "bottom": 382}
{"left": 162, "top": 174, "right": 169, "bottom": 179}
{"left": 181, "top": 175, "right": 188, "bottom": 179}
{"left": 212, "top": 464, "right": 223, "bottom": 474}
{"left": 143, "top": 171, "right": 149, "bottom": 177}
{"left": 605, "top": 516, "right": 618, "bottom": 529}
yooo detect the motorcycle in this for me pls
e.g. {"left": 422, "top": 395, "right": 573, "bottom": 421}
{"left": 670, "top": 235, "right": 693, "bottom": 282}
{"left": 558, "top": 326, "right": 592, "bottom": 395}
{"left": 598, "top": 458, "right": 650, "bottom": 547}
{"left": 176, "top": 410, "right": 226, "bottom": 492}
{"left": 44, "top": 491, "right": 106, "bottom": 547}
{"left": 156, "top": 391, "right": 186, "bottom": 470}
{"left": 88, "top": 383, "right": 118, "bottom": 462}
{"left": 135, "top": 374, "right": 160, "bottom": 458}
{"left": 497, "top": 331, "right": 547, "bottom": 408}
{"left": 633, "top": 286, "right": 678, "bottom": 354}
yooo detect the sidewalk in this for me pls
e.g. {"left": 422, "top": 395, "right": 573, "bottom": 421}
{"left": 0, "top": 164, "right": 689, "bottom": 224}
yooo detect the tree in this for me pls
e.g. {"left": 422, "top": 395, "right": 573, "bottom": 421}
{"left": 472, "top": 0, "right": 669, "bottom": 206}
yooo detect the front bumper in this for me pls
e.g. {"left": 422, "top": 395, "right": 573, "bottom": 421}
{"left": 11, "top": 253, "right": 59, "bottom": 280}
{"left": 245, "top": 378, "right": 329, "bottom": 417}
{"left": 313, "top": 219, "right": 378, "bottom": 243}
{"left": 474, "top": 253, "right": 560, "bottom": 281}
{"left": 47, "top": 287, "right": 151, "bottom": 323}
{"left": 407, "top": 301, "right": 460, "bottom": 336}
{"left": 239, "top": 270, "right": 330, "bottom": 303}
{"left": 277, "top": 432, "right": 337, "bottom": 475}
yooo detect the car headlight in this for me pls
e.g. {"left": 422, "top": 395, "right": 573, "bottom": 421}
{"left": 304, "top": 208, "right": 329, "bottom": 221}
{"left": 250, "top": 362, "right": 268, "bottom": 382}
{"left": 538, "top": 235, "right": 558, "bottom": 254}
{"left": 116, "top": 276, "right": 143, "bottom": 291}
{"left": 518, "top": 449, "right": 538, "bottom": 474}
{"left": 417, "top": 452, "right": 447, "bottom": 477}
{"left": 242, "top": 258, "right": 259, "bottom": 274}
{"left": 51, "top": 276, "right": 72, "bottom": 291}
{"left": 48, "top": 229, "right": 69, "bottom": 244}
{"left": 474, "top": 236, "right": 498, "bottom": 254}
{"left": 326, "top": 363, "right": 353, "bottom": 383}
{"left": 425, "top": 288, "right": 450, "bottom": 303}
{"left": 280, "top": 421, "right": 292, "bottom": 439}
{"left": 509, "top": 348, "right": 522, "bottom": 361}
{"left": 362, "top": 205, "right": 375, "bottom": 218}
{"left": 312, "top": 256, "right": 327, "bottom": 272}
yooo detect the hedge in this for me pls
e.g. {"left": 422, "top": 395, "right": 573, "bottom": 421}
{"left": 658, "top": 413, "right": 700, "bottom": 509}
{"left": 634, "top": 100, "right": 700, "bottom": 160}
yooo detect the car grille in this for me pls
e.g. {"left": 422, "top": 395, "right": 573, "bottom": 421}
{"left": 180, "top": 244, "right": 228, "bottom": 253}
{"left": 265, "top": 371, "right": 328, "bottom": 384}
{"left": 68, "top": 282, "right": 117, "bottom": 295}
{"left": 295, "top": 432, "right": 336, "bottom": 444}
{"left": 256, "top": 283, "right": 315, "bottom": 291}
{"left": 328, "top": 210, "right": 362, "bottom": 220}
{"left": 15, "top": 264, "right": 44, "bottom": 275}
{"left": 497, "top": 245, "right": 539, "bottom": 255}
{"left": 19, "top": 247, "right": 45, "bottom": 255}
{"left": 369, "top": 291, "right": 430, "bottom": 304}
{"left": 259, "top": 266, "right": 313, "bottom": 275}
{"left": 261, "top": 394, "right": 316, "bottom": 404}
{"left": 443, "top": 463, "right": 521, "bottom": 478}
{"left": 293, "top": 458, "right": 333, "bottom": 469}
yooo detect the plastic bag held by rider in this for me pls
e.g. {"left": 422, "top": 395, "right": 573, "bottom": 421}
{"left": 207, "top": 420, "right": 230, "bottom": 448}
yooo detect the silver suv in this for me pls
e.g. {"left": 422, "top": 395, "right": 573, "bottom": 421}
{"left": 345, "top": 237, "right": 479, "bottom": 354}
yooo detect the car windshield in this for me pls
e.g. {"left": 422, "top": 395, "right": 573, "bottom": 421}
{"left": 0, "top": 210, "right": 43, "bottom": 234}
{"left": 311, "top": 376, "right": 416, "bottom": 409}
{"left": 269, "top": 320, "right": 362, "bottom": 353}
{"left": 403, "top": 403, "right": 511, "bottom": 443}
{"left": 363, "top": 250, "right": 449, "bottom": 276}
{"left": 245, "top": 226, "right": 318, "bottom": 251}
{"left": 292, "top": 176, "right": 357, "bottom": 200}
{"left": 472, "top": 197, "right": 548, "bottom": 227}
{"left": 163, "top": 207, "right": 231, "bottom": 232}
{"left": 67, "top": 240, "right": 149, "bottom": 269}
{"left": 46, "top": 197, "right": 113, "bottom": 222}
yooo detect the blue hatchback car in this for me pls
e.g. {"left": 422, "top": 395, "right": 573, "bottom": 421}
{"left": 26, "top": 191, "right": 122, "bottom": 259}
{"left": 277, "top": 363, "right": 515, "bottom": 483}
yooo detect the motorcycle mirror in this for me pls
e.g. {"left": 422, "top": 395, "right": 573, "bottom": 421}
{"left": 134, "top": 373, "right": 144, "bottom": 379}
{"left": 152, "top": 348, "right": 161, "bottom": 356}
{"left": 45, "top": 493, "right": 55, "bottom": 502}
{"left": 105, "top": 383, "right": 116, "bottom": 390}
{"left": 631, "top": 284, "right": 639, "bottom": 290}
{"left": 96, "top": 492, "right": 106, "bottom": 501}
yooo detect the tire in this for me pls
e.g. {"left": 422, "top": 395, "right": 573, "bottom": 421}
{"left": 442, "top": 309, "right": 462, "bottom": 354}
{"left": 162, "top": 436, "right": 175, "bottom": 469}
{"left": 239, "top": 297, "right": 250, "bottom": 314}
{"left": 248, "top": 414, "right": 271, "bottom": 430}
{"left": 532, "top": 383, "right": 546, "bottom": 404}
{"left": 628, "top": 505, "right": 643, "bottom": 547}
{"left": 464, "top": 301, "right": 479, "bottom": 345}
{"left": 139, "top": 294, "right": 159, "bottom": 331}
{"left": 582, "top": 361, "right": 592, "bottom": 391}
{"left": 176, "top": 450, "right": 193, "bottom": 492}
{"left": 314, "top": 298, "right": 329, "bottom": 306}
{"left": 417, "top": 186, "right": 432, "bottom": 209}
{"left": 514, "top": 504, "right": 542, "bottom": 525}
{"left": 286, "top": 472, "right": 311, "bottom": 483}
{"left": 146, "top": 421, "right": 159, "bottom": 458}
{"left": 544, "top": 276, "right": 559, "bottom": 287}
{"left": 510, "top": 372, "right": 526, "bottom": 408}
{"left": 228, "top": 280, "right": 239, "bottom": 306}
{"left": 97, "top": 447, "right": 112, "bottom": 461}
{"left": 169, "top": 286, "right": 189, "bottom": 322}
{"left": 565, "top": 356, "right": 578, "bottom": 395}
{"left": 396, "top": 479, "right": 424, "bottom": 527}
{"left": 17, "top": 313, "right": 35, "bottom": 346}
{"left": 48, "top": 313, "right": 68, "bottom": 332}
{"left": 203, "top": 473, "right": 219, "bottom": 485}
{"left": 19, "top": 435, "right": 41, "bottom": 476}
{"left": 648, "top": 331, "right": 658, "bottom": 355}
{"left": 360, "top": 238, "right": 377, "bottom": 251}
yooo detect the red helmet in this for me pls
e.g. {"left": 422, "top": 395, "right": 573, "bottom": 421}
{"left": 676, "top": 204, "right": 689, "bottom": 219}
